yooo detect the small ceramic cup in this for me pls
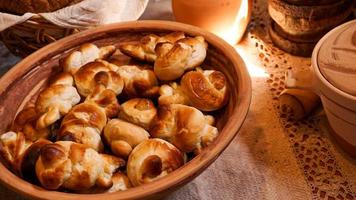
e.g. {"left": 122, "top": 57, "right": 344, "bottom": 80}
{"left": 172, "top": 0, "right": 252, "bottom": 44}
{"left": 287, "top": 20, "right": 356, "bottom": 157}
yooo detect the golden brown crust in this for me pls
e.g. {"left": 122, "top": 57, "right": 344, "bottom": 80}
{"left": 158, "top": 82, "right": 190, "bottom": 106}
{"left": 154, "top": 42, "right": 192, "bottom": 81}
{"left": 85, "top": 85, "right": 120, "bottom": 118}
{"left": 35, "top": 73, "right": 81, "bottom": 129}
{"left": 154, "top": 36, "right": 208, "bottom": 81}
{"left": 150, "top": 104, "right": 218, "bottom": 153}
{"left": 181, "top": 69, "right": 229, "bottom": 111}
{"left": 62, "top": 44, "right": 116, "bottom": 75}
{"left": 0, "top": 132, "right": 30, "bottom": 171}
{"left": 79, "top": 172, "right": 132, "bottom": 193}
{"left": 2, "top": 32, "right": 229, "bottom": 193}
{"left": 58, "top": 103, "right": 107, "bottom": 152}
{"left": 19, "top": 139, "right": 51, "bottom": 183}
{"left": 127, "top": 139, "right": 184, "bottom": 186}
{"left": 36, "top": 141, "right": 125, "bottom": 191}
{"left": 116, "top": 65, "right": 159, "bottom": 99}
{"left": 74, "top": 61, "right": 124, "bottom": 97}
{"left": 118, "top": 98, "right": 157, "bottom": 130}
{"left": 103, "top": 119, "right": 150, "bottom": 158}
{"left": 106, "top": 172, "right": 132, "bottom": 192}
{"left": 119, "top": 32, "right": 185, "bottom": 63}
{"left": 12, "top": 107, "right": 50, "bottom": 142}
{"left": 35, "top": 142, "right": 70, "bottom": 190}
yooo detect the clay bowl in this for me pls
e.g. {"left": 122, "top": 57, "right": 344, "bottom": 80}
{"left": 0, "top": 20, "right": 251, "bottom": 199}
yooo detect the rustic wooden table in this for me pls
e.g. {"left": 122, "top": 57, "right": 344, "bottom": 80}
{"left": 0, "top": 0, "right": 355, "bottom": 199}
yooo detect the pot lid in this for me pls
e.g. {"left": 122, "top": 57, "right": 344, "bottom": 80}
{"left": 317, "top": 20, "right": 356, "bottom": 96}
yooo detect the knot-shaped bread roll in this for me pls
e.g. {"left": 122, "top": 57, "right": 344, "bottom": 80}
{"left": 116, "top": 65, "right": 159, "bottom": 99}
{"left": 127, "top": 139, "right": 184, "bottom": 186}
{"left": 18, "top": 139, "right": 51, "bottom": 184}
{"left": 57, "top": 103, "right": 107, "bottom": 152}
{"left": 104, "top": 119, "right": 149, "bottom": 158}
{"left": 63, "top": 43, "right": 116, "bottom": 75}
{"left": 12, "top": 107, "right": 50, "bottom": 142}
{"left": 106, "top": 172, "right": 132, "bottom": 192}
{"left": 118, "top": 98, "right": 157, "bottom": 130}
{"left": 150, "top": 104, "right": 218, "bottom": 153}
{"left": 0, "top": 132, "right": 52, "bottom": 179}
{"left": 158, "top": 82, "right": 189, "bottom": 106}
{"left": 119, "top": 32, "right": 185, "bottom": 63}
{"left": 36, "top": 141, "right": 125, "bottom": 191}
{"left": 35, "top": 73, "right": 81, "bottom": 129}
{"left": 181, "top": 68, "right": 229, "bottom": 111}
{"left": 154, "top": 36, "right": 208, "bottom": 81}
{"left": 85, "top": 85, "right": 120, "bottom": 118}
{"left": 81, "top": 172, "right": 132, "bottom": 194}
{"left": 0, "top": 131, "right": 30, "bottom": 170}
{"left": 74, "top": 61, "right": 124, "bottom": 97}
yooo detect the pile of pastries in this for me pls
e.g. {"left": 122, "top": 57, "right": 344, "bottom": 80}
{"left": 0, "top": 32, "right": 229, "bottom": 193}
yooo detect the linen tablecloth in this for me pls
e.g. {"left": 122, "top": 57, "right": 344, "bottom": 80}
{"left": 0, "top": 0, "right": 355, "bottom": 199}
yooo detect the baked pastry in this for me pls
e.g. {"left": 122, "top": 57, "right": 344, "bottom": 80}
{"left": 119, "top": 32, "right": 185, "bottom": 63}
{"left": 105, "top": 172, "right": 131, "bottom": 192}
{"left": 107, "top": 50, "right": 132, "bottom": 67}
{"left": 74, "top": 61, "right": 124, "bottom": 97}
{"left": 57, "top": 103, "right": 107, "bottom": 152}
{"left": 0, "top": 131, "right": 30, "bottom": 170}
{"left": 154, "top": 36, "right": 208, "bottom": 81}
{"left": 36, "top": 141, "right": 125, "bottom": 191}
{"left": 63, "top": 43, "right": 116, "bottom": 75}
{"left": 118, "top": 98, "right": 157, "bottom": 130}
{"left": 150, "top": 104, "right": 218, "bottom": 153}
{"left": 268, "top": 0, "right": 354, "bottom": 35}
{"left": 81, "top": 172, "right": 132, "bottom": 193}
{"left": 35, "top": 73, "right": 81, "bottom": 129}
{"left": 12, "top": 107, "right": 50, "bottom": 142}
{"left": 0, "top": 0, "right": 82, "bottom": 14}
{"left": 181, "top": 68, "right": 229, "bottom": 111}
{"left": 127, "top": 139, "right": 184, "bottom": 186}
{"left": 104, "top": 119, "right": 150, "bottom": 158}
{"left": 0, "top": 32, "right": 228, "bottom": 192}
{"left": 18, "top": 139, "right": 51, "bottom": 183}
{"left": 158, "top": 82, "right": 189, "bottom": 106}
{"left": 158, "top": 68, "right": 229, "bottom": 111}
{"left": 116, "top": 65, "right": 159, "bottom": 99}
{"left": 85, "top": 85, "right": 120, "bottom": 118}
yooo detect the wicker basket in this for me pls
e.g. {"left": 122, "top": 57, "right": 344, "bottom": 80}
{"left": 0, "top": 0, "right": 149, "bottom": 57}
{"left": 1, "top": 15, "right": 80, "bottom": 57}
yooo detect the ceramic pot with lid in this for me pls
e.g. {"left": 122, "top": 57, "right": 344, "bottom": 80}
{"left": 288, "top": 20, "right": 356, "bottom": 156}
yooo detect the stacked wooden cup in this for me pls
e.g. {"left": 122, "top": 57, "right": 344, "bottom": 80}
{"left": 268, "top": 0, "right": 355, "bottom": 57}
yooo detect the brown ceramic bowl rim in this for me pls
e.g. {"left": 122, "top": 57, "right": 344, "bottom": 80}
{"left": 0, "top": 20, "right": 251, "bottom": 200}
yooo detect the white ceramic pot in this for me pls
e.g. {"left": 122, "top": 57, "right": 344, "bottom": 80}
{"left": 311, "top": 20, "right": 356, "bottom": 156}
{"left": 287, "top": 20, "right": 356, "bottom": 156}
